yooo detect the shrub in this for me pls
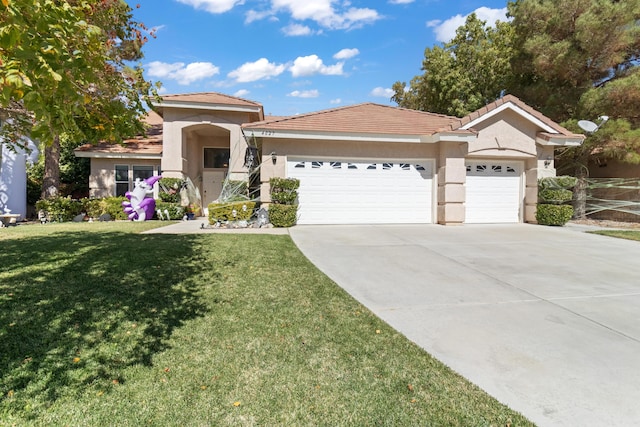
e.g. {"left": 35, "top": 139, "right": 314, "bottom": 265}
{"left": 36, "top": 196, "right": 83, "bottom": 222}
{"left": 208, "top": 201, "right": 256, "bottom": 224}
{"left": 538, "top": 189, "right": 573, "bottom": 205}
{"left": 158, "top": 178, "right": 184, "bottom": 203}
{"left": 81, "top": 197, "right": 128, "bottom": 220}
{"left": 536, "top": 204, "right": 574, "bottom": 226}
{"left": 269, "top": 204, "right": 298, "bottom": 227}
{"left": 155, "top": 201, "right": 186, "bottom": 220}
{"left": 539, "top": 176, "right": 578, "bottom": 190}
{"left": 270, "top": 177, "right": 300, "bottom": 205}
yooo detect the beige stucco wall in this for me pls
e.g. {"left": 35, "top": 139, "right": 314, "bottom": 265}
{"left": 437, "top": 141, "right": 467, "bottom": 224}
{"left": 161, "top": 108, "right": 250, "bottom": 184}
{"left": 88, "top": 158, "right": 161, "bottom": 198}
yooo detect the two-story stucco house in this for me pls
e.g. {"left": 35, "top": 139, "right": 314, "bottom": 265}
{"left": 75, "top": 92, "right": 584, "bottom": 225}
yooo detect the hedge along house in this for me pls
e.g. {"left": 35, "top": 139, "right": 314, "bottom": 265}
{"left": 76, "top": 92, "right": 584, "bottom": 225}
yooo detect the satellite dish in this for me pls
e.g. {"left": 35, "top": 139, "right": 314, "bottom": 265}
{"left": 578, "top": 120, "right": 598, "bottom": 133}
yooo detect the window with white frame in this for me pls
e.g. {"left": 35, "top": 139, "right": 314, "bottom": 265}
{"left": 115, "top": 165, "right": 129, "bottom": 197}
{"left": 114, "top": 164, "right": 159, "bottom": 196}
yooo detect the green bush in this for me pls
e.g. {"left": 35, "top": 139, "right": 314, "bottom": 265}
{"left": 158, "top": 178, "right": 184, "bottom": 203}
{"left": 269, "top": 204, "right": 298, "bottom": 227}
{"left": 270, "top": 177, "right": 300, "bottom": 205}
{"left": 36, "top": 196, "right": 131, "bottom": 221}
{"left": 538, "top": 189, "right": 573, "bottom": 205}
{"left": 208, "top": 201, "right": 256, "bottom": 224}
{"left": 536, "top": 204, "right": 574, "bottom": 226}
{"left": 36, "top": 196, "right": 83, "bottom": 222}
{"left": 539, "top": 176, "right": 578, "bottom": 190}
{"left": 81, "top": 197, "right": 128, "bottom": 220}
{"left": 155, "top": 201, "right": 186, "bottom": 220}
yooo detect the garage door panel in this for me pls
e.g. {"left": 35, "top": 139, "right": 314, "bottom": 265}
{"left": 288, "top": 158, "right": 433, "bottom": 224}
{"left": 465, "top": 161, "right": 522, "bottom": 224}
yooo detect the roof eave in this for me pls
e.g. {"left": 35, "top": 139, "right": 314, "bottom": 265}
{"left": 153, "top": 100, "right": 263, "bottom": 115}
{"left": 74, "top": 150, "right": 162, "bottom": 160}
{"left": 242, "top": 128, "right": 433, "bottom": 143}
{"left": 421, "top": 131, "right": 477, "bottom": 143}
{"left": 536, "top": 133, "right": 585, "bottom": 146}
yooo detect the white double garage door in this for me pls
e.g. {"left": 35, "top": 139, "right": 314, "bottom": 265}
{"left": 287, "top": 158, "right": 522, "bottom": 225}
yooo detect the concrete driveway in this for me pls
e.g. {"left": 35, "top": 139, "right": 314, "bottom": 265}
{"left": 289, "top": 224, "right": 640, "bottom": 427}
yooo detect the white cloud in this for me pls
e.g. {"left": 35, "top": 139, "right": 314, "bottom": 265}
{"left": 282, "top": 23, "right": 314, "bottom": 36}
{"left": 147, "top": 61, "right": 220, "bottom": 85}
{"left": 289, "top": 54, "right": 343, "bottom": 77}
{"left": 428, "top": 7, "right": 508, "bottom": 43}
{"left": 330, "top": 98, "right": 342, "bottom": 104}
{"left": 288, "top": 89, "right": 319, "bottom": 98}
{"left": 333, "top": 48, "right": 359, "bottom": 60}
{"left": 228, "top": 58, "right": 287, "bottom": 82}
{"left": 270, "top": 0, "right": 381, "bottom": 30}
{"left": 370, "top": 87, "right": 394, "bottom": 98}
{"left": 233, "top": 89, "right": 250, "bottom": 97}
{"left": 245, "top": 9, "right": 275, "bottom": 24}
{"left": 389, "top": 0, "right": 414, "bottom": 3}
{"left": 175, "top": 0, "right": 245, "bottom": 14}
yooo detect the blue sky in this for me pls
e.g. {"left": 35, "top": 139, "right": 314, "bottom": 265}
{"left": 127, "top": 0, "right": 509, "bottom": 116}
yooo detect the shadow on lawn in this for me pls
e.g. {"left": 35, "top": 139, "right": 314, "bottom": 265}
{"left": 0, "top": 229, "right": 207, "bottom": 415}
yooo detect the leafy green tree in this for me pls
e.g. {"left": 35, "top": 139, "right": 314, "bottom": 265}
{"left": 0, "top": 0, "right": 157, "bottom": 198}
{"left": 392, "top": 13, "right": 514, "bottom": 117}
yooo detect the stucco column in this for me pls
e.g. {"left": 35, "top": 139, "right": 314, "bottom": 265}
{"left": 437, "top": 141, "right": 467, "bottom": 225}
{"left": 525, "top": 146, "right": 557, "bottom": 223}
{"left": 160, "top": 117, "right": 187, "bottom": 179}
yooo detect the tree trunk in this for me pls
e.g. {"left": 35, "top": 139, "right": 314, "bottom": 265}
{"left": 573, "top": 171, "right": 588, "bottom": 220}
{"left": 41, "top": 135, "right": 61, "bottom": 200}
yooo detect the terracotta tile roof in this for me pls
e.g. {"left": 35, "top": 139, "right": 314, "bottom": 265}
{"left": 75, "top": 111, "right": 163, "bottom": 155}
{"left": 243, "top": 103, "right": 460, "bottom": 136}
{"left": 449, "top": 94, "right": 584, "bottom": 138}
{"left": 160, "top": 92, "right": 262, "bottom": 108}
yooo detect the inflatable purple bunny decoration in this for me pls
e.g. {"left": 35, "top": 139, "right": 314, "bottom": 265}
{"left": 122, "top": 175, "right": 162, "bottom": 221}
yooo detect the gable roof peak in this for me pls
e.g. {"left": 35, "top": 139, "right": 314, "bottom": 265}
{"left": 159, "top": 91, "right": 263, "bottom": 107}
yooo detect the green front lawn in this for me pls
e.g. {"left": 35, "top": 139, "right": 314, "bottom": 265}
{"left": 590, "top": 230, "right": 640, "bottom": 241}
{"left": 0, "top": 222, "right": 532, "bottom": 426}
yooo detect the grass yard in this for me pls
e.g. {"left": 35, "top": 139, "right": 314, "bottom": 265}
{"left": 0, "top": 222, "right": 532, "bottom": 426}
{"left": 590, "top": 229, "right": 640, "bottom": 241}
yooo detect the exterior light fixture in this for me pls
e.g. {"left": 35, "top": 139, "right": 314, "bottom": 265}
{"left": 271, "top": 151, "right": 277, "bottom": 165}
{"left": 544, "top": 156, "right": 552, "bottom": 168}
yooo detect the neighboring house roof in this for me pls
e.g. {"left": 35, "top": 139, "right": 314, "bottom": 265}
{"left": 74, "top": 111, "right": 163, "bottom": 159}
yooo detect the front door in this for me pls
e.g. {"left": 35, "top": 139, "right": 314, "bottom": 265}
{"left": 202, "top": 170, "right": 226, "bottom": 206}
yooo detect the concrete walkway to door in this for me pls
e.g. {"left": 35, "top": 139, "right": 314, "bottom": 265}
{"left": 289, "top": 224, "right": 640, "bottom": 427}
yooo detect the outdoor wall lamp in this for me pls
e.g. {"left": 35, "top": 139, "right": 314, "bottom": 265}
{"left": 544, "top": 156, "right": 552, "bottom": 168}
{"left": 271, "top": 151, "right": 277, "bottom": 165}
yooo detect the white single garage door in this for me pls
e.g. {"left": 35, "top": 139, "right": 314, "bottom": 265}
{"left": 465, "top": 161, "right": 522, "bottom": 223}
{"left": 287, "top": 159, "right": 434, "bottom": 224}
